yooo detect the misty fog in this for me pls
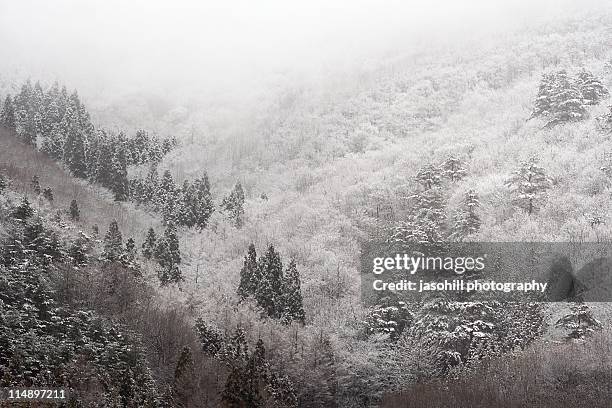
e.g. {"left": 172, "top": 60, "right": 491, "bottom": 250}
{"left": 1, "top": 0, "right": 607, "bottom": 108}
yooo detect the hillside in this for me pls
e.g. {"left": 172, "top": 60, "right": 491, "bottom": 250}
{"left": 2, "top": 7, "right": 612, "bottom": 408}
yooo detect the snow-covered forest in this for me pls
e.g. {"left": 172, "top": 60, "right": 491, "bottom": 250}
{"left": 1, "top": 1, "right": 612, "bottom": 407}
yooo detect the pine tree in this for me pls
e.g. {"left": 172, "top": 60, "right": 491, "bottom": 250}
{"left": 451, "top": 189, "right": 481, "bottom": 240}
{"left": 548, "top": 70, "right": 588, "bottom": 126}
{"left": 69, "top": 199, "right": 80, "bottom": 221}
{"left": 221, "top": 328, "right": 265, "bottom": 408}
{"left": 238, "top": 244, "right": 259, "bottom": 300}
{"left": 531, "top": 72, "right": 557, "bottom": 119}
{"left": 158, "top": 170, "right": 178, "bottom": 223}
{"left": 0, "top": 95, "right": 16, "bottom": 129}
{"left": 13, "top": 196, "right": 34, "bottom": 220}
{"left": 556, "top": 303, "right": 602, "bottom": 340}
{"left": 41, "top": 123, "right": 65, "bottom": 160}
{"left": 141, "top": 227, "right": 157, "bottom": 260}
{"left": 441, "top": 156, "right": 467, "bottom": 182}
{"left": 0, "top": 173, "right": 7, "bottom": 195}
{"left": 42, "top": 187, "right": 54, "bottom": 202}
{"left": 577, "top": 69, "right": 609, "bottom": 105}
{"left": 172, "top": 346, "right": 195, "bottom": 408}
{"left": 62, "top": 103, "right": 88, "bottom": 178}
{"left": 255, "top": 244, "right": 284, "bottom": 319}
{"left": 30, "top": 175, "right": 41, "bottom": 195}
{"left": 506, "top": 158, "right": 551, "bottom": 215}
{"left": 415, "top": 164, "right": 442, "bottom": 190}
{"left": 222, "top": 182, "right": 245, "bottom": 227}
{"left": 193, "top": 174, "right": 214, "bottom": 229}
{"left": 110, "top": 145, "right": 130, "bottom": 201}
{"left": 93, "top": 134, "right": 115, "bottom": 187}
{"left": 282, "top": 260, "right": 306, "bottom": 324}
{"left": 195, "top": 318, "right": 223, "bottom": 356}
{"left": 103, "top": 220, "right": 123, "bottom": 261}
{"left": 155, "top": 223, "right": 183, "bottom": 285}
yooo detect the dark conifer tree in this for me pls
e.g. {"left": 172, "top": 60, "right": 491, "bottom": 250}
{"left": 30, "top": 175, "right": 41, "bottom": 195}
{"left": 93, "top": 133, "right": 115, "bottom": 187}
{"left": 141, "top": 227, "right": 157, "bottom": 260}
{"left": 451, "top": 189, "right": 481, "bottom": 241}
{"left": 63, "top": 103, "right": 88, "bottom": 178}
{"left": 441, "top": 156, "right": 467, "bottom": 182}
{"left": 69, "top": 199, "right": 80, "bottom": 221}
{"left": 110, "top": 143, "right": 130, "bottom": 201}
{"left": 0, "top": 95, "right": 16, "bottom": 130}
{"left": 282, "top": 260, "right": 306, "bottom": 324}
{"left": 172, "top": 346, "right": 196, "bottom": 408}
{"left": 577, "top": 69, "right": 609, "bottom": 105}
{"left": 193, "top": 173, "right": 214, "bottom": 229}
{"left": 222, "top": 182, "right": 245, "bottom": 227}
{"left": 548, "top": 70, "right": 588, "bottom": 126}
{"left": 238, "top": 244, "right": 259, "bottom": 300}
{"left": 42, "top": 187, "right": 54, "bottom": 203}
{"left": 103, "top": 220, "right": 123, "bottom": 261}
{"left": 415, "top": 164, "right": 442, "bottom": 190}
{"left": 155, "top": 223, "right": 183, "bottom": 285}
{"left": 0, "top": 174, "right": 7, "bottom": 194}
{"left": 195, "top": 318, "right": 223, "bottom": 356}
{"left": 256, "top": 244, "right": 284, "bottom": 319}
{"left": 13, "top": 196, "right": 34, "bottom": 220}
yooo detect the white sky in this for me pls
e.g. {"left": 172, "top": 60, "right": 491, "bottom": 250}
{"left": 0, "top": 0, "right": 606, "bottom": 102}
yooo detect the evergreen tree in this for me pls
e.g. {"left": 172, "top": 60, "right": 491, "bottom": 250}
{"left": 222, "top": 182, "right": 245, "bottom": 227}
{"left": 238, "top": 244, "right": 259, "bottom": 300}
{"left": 556, "top": 303, "right": 602, "bottom": 340}
{"left": 62, "top": 103, "right": 88, "bottom": 178}
{"left": 30, "top": 175, "right": 41, "bottom": 195}
{"left": 41, "top": 123, "right": 65, "bottom": 160}
{"left": 195, "top": 318, "right": 223, "bottom": 356}
{"left": 69, "top": 199, "right": 80, "bottom": 221}
{"left": 415, "top": 164, "right": 442, "bottom": 190}
{"left": 155, "top": 223, "right": 183, "bottom": 285}
{"left": 282, "top": 260, "right": 306, "bottom": 324}
{"left": 0, "top": 95, "right": 16, "bottom": 129}
{"left": 548, "top": 70, "right": 588, "bottom": 126}
{"left": 441, "top": 156, "right": 467, "bottom": 182}
{"left": 158, "top": 170, "right": 178, "bottom": 223}
{"left": 103, "top": 220, "right": 123, "bottom": 261}
{"left": 0, "top": 174, "right": 6, "bottom": 195}
{"left": 172, "top": 346, "right": 196, "bottom": 408}
{"left": 506, "top": 158, "right": 551, "bottom": 215}
{"left": 531, "top": 72, "right": 556, "bottom": 119}
{"left": 141, "top": 227, "right": 157, "bottom": 260}
{"left": 13, "top": 196, "right": 34, "bottom": 220}
{"left": 451, "top": 189, "right": 481, "bottom": 240}
{"left": 110, "top": 144, "right": 130, "bottom": 201}
{"left": 93, "top": 133, "right": 115, "bottom": 187}
{"left": 577, "top": 69, "right": 609, "bottom": 105}
{"left": 221, "top": 328, "right": 265, "bottom": 408}
{"left": 255, "top": 245, "right": 284, "bottom": 319}
{"left": 42, "top": 187, "right": 54, "bottom": 202}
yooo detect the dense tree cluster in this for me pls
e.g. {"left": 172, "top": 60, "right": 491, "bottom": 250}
{"left": 0, "top": 199, "right": 161, "bottom": 406}
{"left": 238, "top": 244, "right": 305, "bottom": 323}
{"left": 194, "top": 321, "right": 298, "bottom": 408}
{"left": 139, "top": 225, "right": 184, "bottom": 285}
{"left": 531, "top": 69, "right": 608, "bottom": 126}
{"left": 131, "top": 168, "right": 215, "bottom": 228}
{"left": 0, "top": 80, "right": 177, "bottom": 201}
{"left": 392, "top": 156, "right": 472, "bottom": 246}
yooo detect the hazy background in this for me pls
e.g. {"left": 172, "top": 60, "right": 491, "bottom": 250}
{"left": 1, "top": 0, "right": 608, "bottom": 108}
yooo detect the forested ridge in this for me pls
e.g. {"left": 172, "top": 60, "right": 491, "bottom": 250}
{"left": 1, "top": 10, "right": 612, "bottom": 408}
